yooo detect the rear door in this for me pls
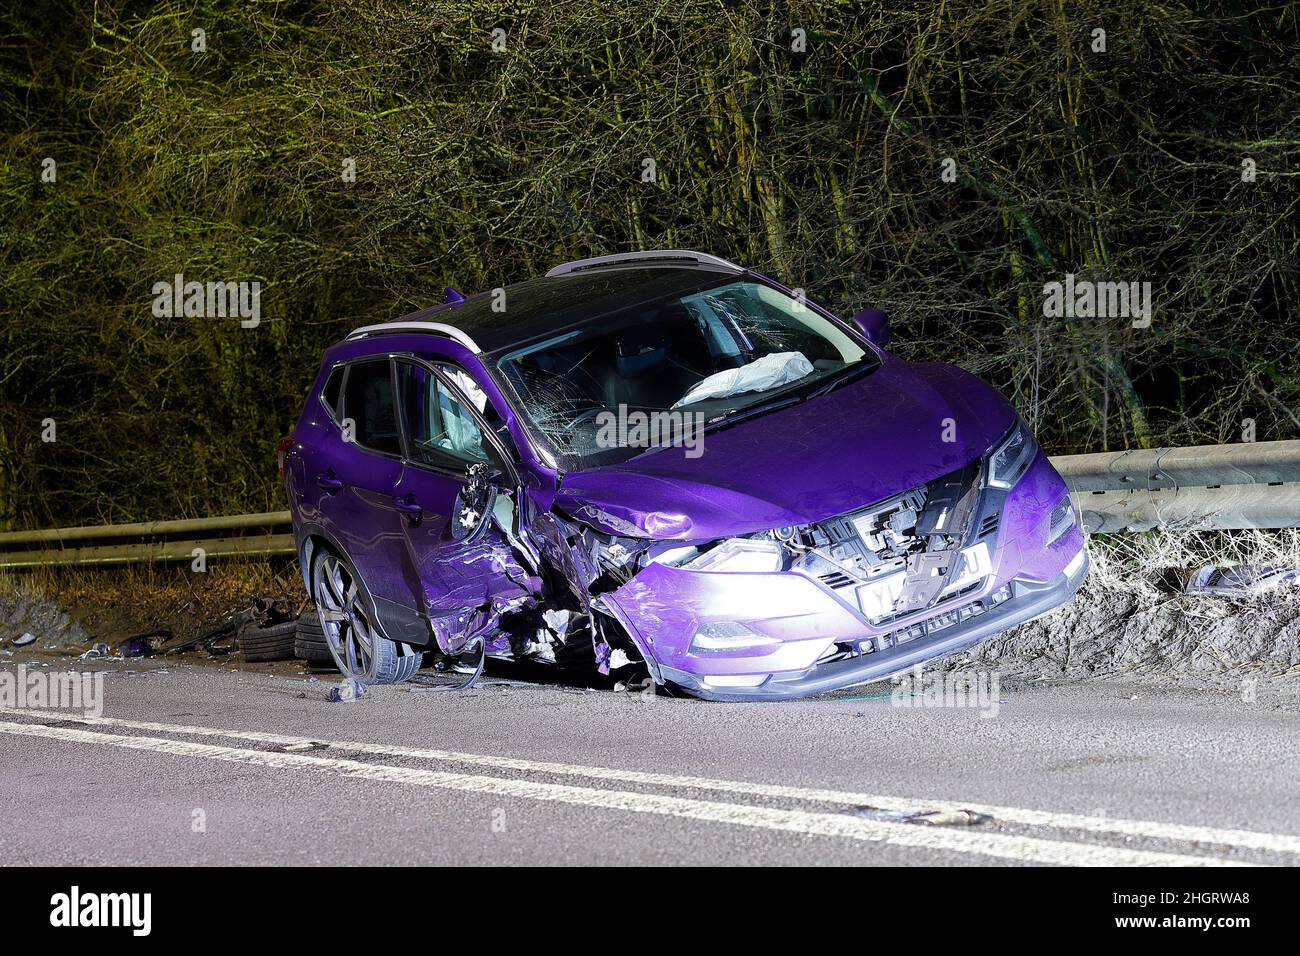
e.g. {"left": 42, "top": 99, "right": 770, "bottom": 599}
{"left": 391, "top": 357, "right": 526, "bottom": 651}
{"left": 315, "top": 357, "right": 414, "bottom": 615}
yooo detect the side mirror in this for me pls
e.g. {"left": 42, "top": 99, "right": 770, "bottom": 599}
{"left": 850, "top": 307, "right": 890, "bottom": 349}
{"left": 452, "top": 462, "right": 498, "bottom": 544}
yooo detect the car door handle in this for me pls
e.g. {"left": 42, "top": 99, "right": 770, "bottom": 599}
{"left": 393, "top": 496, "right": 423, "bottom": 515}
{"left": 317, "top": 473, "right": 343, "bottom": 493}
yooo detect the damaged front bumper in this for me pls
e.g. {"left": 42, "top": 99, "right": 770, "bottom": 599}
{"left": 602, "top": 451, "right": 1089, "bottom": 701}
{"left": 648, "top": 550, "right": 1087, "bottom": 700}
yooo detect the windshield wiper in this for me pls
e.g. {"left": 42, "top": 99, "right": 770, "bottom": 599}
{"left": 704, "top": 393, "right": 804, "bottom": 431}
{"left": 804, "top": 358, "right": 878, "bottom": 401}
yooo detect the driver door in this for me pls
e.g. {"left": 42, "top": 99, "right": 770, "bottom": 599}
{"left": 391, "top": 357, "right": 524, "bottom": 652}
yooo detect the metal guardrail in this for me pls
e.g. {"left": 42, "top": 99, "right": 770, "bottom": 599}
{"left": 1061, "top": 439, "right": 1300, "bottom": 533}
{"left": 0, "top": 512, "right": 293, "bottom": 569}
{"left": 1, "top": 441, "right": 1298, "bottom": 567}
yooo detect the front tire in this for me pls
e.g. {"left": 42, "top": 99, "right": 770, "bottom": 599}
{"left": 311, "top": 548, "right": 422, "bottom": 684}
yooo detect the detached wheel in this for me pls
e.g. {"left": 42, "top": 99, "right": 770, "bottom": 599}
{"left": 311, "top": 548, "right": 422, "bottom": 684}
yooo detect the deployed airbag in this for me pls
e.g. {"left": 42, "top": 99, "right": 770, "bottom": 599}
{"left": 672, "top": 352, "right": 814, "bottom": 408}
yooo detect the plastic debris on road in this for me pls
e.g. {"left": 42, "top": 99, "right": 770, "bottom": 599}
{"left": 328, "top": 679, "right": 368, "bottom": 703}
{"left": 854, "top": 806, "right": 992, "bottom": 827}
{"left": 118, "top": 636, "right": 156, "bottom": 658}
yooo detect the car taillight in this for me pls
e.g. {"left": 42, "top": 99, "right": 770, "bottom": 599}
{"left": 276, "top": 435, "right": 294, "bottom": 477}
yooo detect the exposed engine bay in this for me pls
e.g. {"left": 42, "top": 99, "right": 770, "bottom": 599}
{"left": 790, "top": 462, "right": 987, "bottom": 620}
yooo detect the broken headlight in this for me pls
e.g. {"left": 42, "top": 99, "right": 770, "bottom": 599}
{"left": 986, "top": 421, "right": 1038, "bottom": 489}
{"left": 681, "top": 537, "right": 784, "bottom": 573}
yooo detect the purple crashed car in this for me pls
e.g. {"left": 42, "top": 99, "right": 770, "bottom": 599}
{"left": 283, "top": 250, "right": 1087, "bottom": 700}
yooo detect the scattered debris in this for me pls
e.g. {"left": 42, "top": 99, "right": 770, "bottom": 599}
{"left": 118, "top": 634, "right": 160, "bottom": 658}
{"left": 0, "top": 591, "right": 91, "bottom": 653}
{"left": 855, "top": 806, "right": 992, "bottom": 827}
{"left": 410, "top": 639, "right": 487, "bottom": 692}
{"left": 1184, "top": 564, "right": 1300, "bottom": 597}
{"left": 328, "top": 679, "right": 368, "bottom": 703}
{"left": 78, "top": 643, "right": 110, "bottom": 660}
{"left": 157, "top": 597, "right": 288, "bottom": 657}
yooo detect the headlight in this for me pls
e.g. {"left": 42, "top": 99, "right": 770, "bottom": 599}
{"left": 690, "top": 622, "right": 781, "bottom": 652}
{"left": 681, "top": 538, "right": 784, "bottom": 573}
{"left": 987, "top": 421, "right": 1039, "bottom": 489}
{"left": 1046, "top": 496, "right": 1078, "bottom": 543}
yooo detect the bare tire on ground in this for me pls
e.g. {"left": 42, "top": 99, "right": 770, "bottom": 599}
{"left": 294, "top": 612, "right": 336, "bottom": 665}
{"left": 238, "top": 620, "right": 298, "bottom": 662}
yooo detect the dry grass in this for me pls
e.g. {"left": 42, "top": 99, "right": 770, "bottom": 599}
{"left": 1084, "top": 528, "right": 1300, "bottom": 607}
{"left": 0, "top": 557, "right": 307, "bottom": 646}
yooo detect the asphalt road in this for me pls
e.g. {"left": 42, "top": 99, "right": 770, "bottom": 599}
{"left": 1, "top": 658, "right": 1298, "bottom": 866}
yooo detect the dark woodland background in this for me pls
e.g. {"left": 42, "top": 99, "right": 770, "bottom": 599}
{"left": 2, "top": 1, "right": 1298, "bottom": 530}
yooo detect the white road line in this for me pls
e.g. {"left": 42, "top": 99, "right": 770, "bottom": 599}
{"left": 0, "top": 719, "right": 1252, "bottom": 866}
{"left": 3, "top": 707, "right": 1295, "bottom": 856}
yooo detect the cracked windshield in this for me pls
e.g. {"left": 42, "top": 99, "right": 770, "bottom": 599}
{"left": 493, "top": 280, "right": 871, "bottom": 466}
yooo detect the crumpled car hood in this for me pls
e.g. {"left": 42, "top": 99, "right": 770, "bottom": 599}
{"left": 554, "top": 356, "right": 1017, "bottom": 541}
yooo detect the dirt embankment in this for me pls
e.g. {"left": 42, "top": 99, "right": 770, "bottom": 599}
{"left": 960, "top": 583, "right": 1299, "bottom": 681}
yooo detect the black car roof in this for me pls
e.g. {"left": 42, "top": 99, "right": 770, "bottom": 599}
{"left": 387, "top": 265, "right": 746, "bottom": 354}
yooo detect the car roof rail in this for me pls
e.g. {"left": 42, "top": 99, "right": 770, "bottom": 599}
{"left": 344, "top": 321, "right": 481, "bottom": 354}
{"left": 545, "top": 249, "right": 745, "bottom": 278}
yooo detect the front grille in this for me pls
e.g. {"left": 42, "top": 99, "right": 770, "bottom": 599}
{"left": 816, "top": 569, "right": 855, "bottom": 590}
{"left": 871, "top": 583, "right": 1013, "bottom": 652}
{"left": 867, "top": 577, "right": 985, "bottom": 628}
{"left": 978, "top": 512, "right": 1001, "bottom": 539}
